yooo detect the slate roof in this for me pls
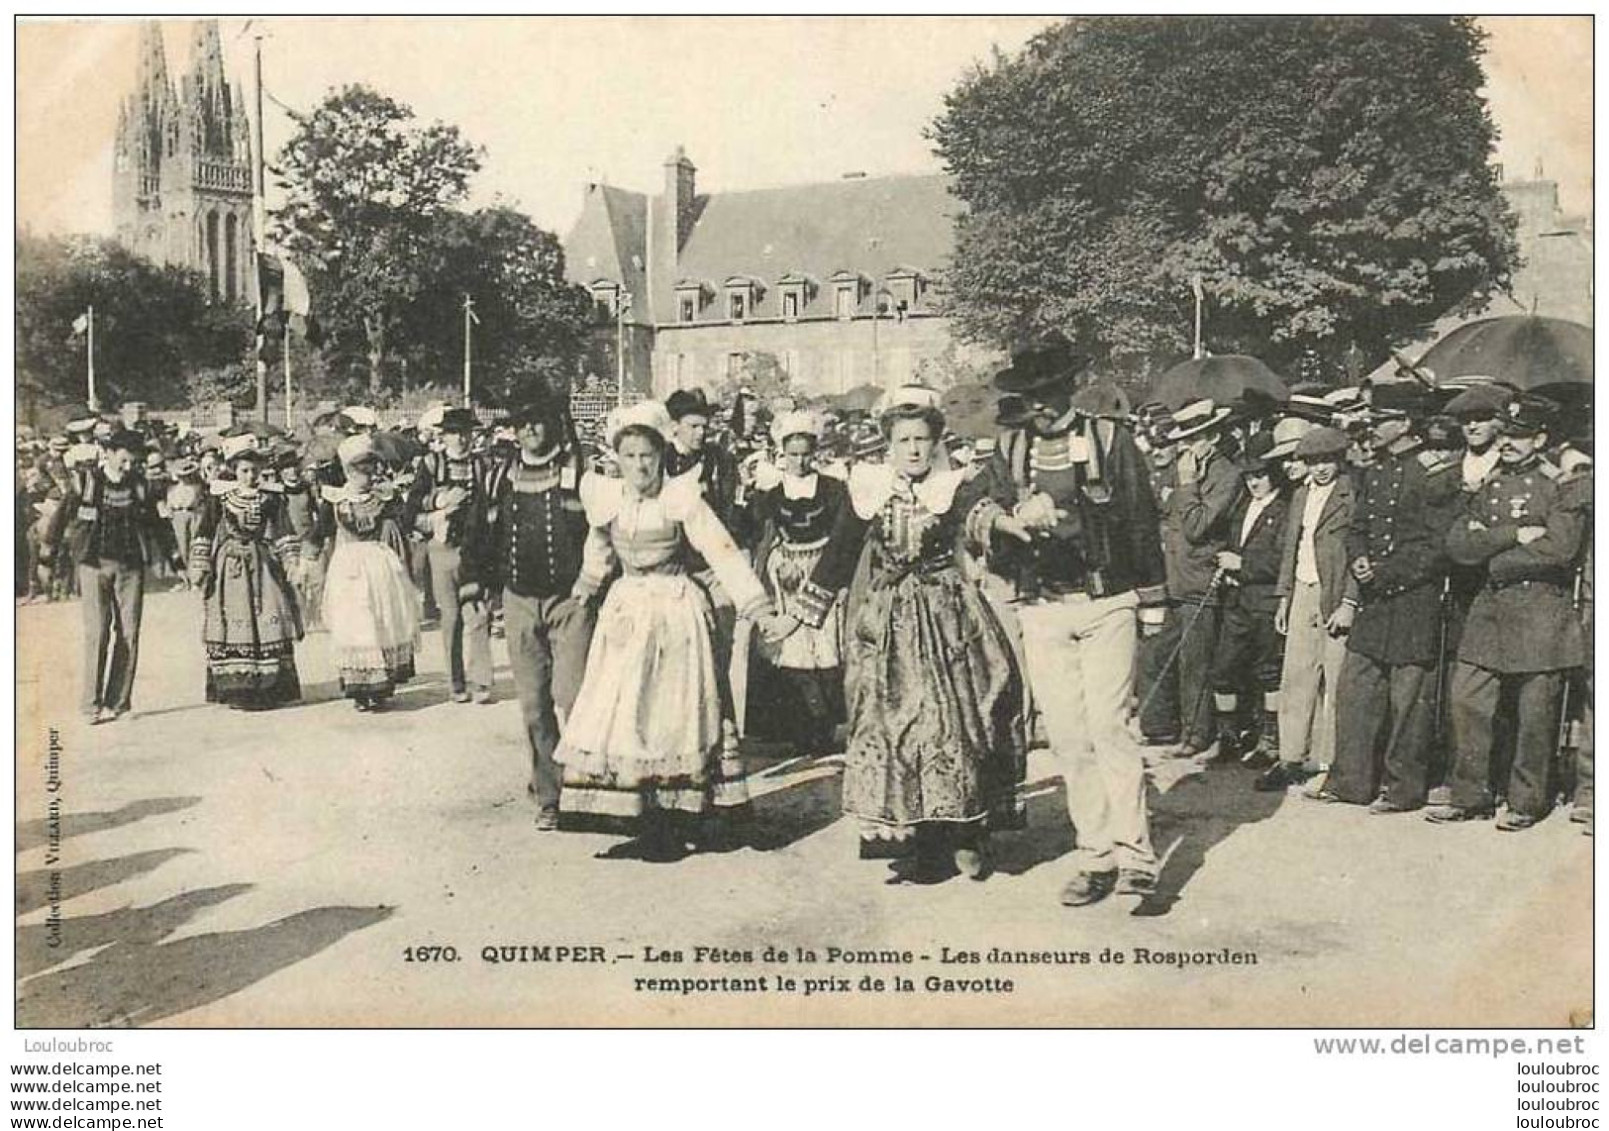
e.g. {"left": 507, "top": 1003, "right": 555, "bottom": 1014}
{"left": 564, "top": 170, "right": 960, "bottom": 326}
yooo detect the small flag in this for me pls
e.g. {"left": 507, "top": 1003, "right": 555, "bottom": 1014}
{"left": 284, "top": 257, "right": 311, "bottom": 317}
{"left": 464, "top": 295, "right": 481, "bottom": 325}
{"left": 71, "top": 312, "right": 89, "bottom": 335}
{"left": 1190, "top": 274, "right": 1204, "bottom": 302}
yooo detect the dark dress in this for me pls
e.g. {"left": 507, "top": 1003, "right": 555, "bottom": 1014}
{"left": 192, "top": 485, "right": 303, "bottom": 707}
{"left": 795, "top": 463, "right": 1027, "bottom": 847}
{"left": 746, "top": 471, "right": 850, "bottom": 753}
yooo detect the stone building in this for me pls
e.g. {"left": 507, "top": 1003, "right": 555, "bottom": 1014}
{"left": 562, "top": 148, "right": 999, "bottom": 400}
{"left": 112, "top": 19, "right": 255, "bottom": 305}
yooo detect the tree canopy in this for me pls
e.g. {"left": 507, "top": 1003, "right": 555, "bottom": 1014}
{"left": 930, "top": 16, "right": 1519, "bottom": 382}
{"left": 15, "top": 231, "right": 252, "bottom": 410}
{"left": 270, "top": 85, "right": 593, "bottom": 404}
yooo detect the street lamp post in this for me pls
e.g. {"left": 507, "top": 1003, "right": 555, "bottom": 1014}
{"left": 616, "top": 290, "right": 633, "bottom": 403}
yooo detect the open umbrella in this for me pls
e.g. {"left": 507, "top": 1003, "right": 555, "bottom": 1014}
{"left": 1148, "top": 354, "right": 1289, "bottom": 410}
{"left": 1416, "top": 315, "right": 1591, "bottom": 389}
{"left": 826, "top": 384, "right": 884, "bottom": 413}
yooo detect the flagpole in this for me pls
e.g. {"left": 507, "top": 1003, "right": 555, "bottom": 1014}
{"left": 462, "top": 295, "right": 474, "bottom": 409}
{"left": 1191, "top": 274, "right": 1204, "bottom": 360}
{"left": 283, "top": 319, "right": 294, "bottom": 430}
{"left": 86, "top": 305, "right": 96, "bottom": 412}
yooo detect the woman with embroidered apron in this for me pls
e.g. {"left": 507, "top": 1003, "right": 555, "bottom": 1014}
{"left": 189, "top": 435, "right": 304, "bottom": 708}
{"left": 321, "top": 433, "right": 421, "bottom": 710}
{"left": 556, "top": 402, "right": 777, "bottom": 860}
{"left": 776, "top": 391, "right": 1035, "bottom": 882}
{"left": 745, "top": 409, "right": 850, "bottom": 755}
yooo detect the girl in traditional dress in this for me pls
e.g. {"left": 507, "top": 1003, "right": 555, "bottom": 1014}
{"left": 321, "top": 434, "right": 420, "bottom": 711}
{"left": 745, "top": 409, "right": 849, "bottom": 755}
{"left": 556, "top": 402, "right": 777, "bottom": 859}
{"left": 776, "top": 393, "right": 1034, "bottom": 882}
{"left": 189, "top": 436, "right": 304, "bottom": 708}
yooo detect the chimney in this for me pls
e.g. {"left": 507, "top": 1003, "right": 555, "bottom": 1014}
{"left": 650, "top": 146, "right": 696, "bottom": 324}
{"left": 665, "top": 146, "right": 697, "bottom": 250}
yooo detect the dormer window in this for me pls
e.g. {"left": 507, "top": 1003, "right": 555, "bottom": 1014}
{"left": 674, "top": 278, "right": 712, "bottom": 324}
{"left": 590, "top": 280, "right": 621, "bottom": 323}
{"left": 886, "top": 266, "right": 924, "bottom": 313}
{"left": 777, "top": 272, "right": 816, "bottom": 322}
{"left": 829, "top": 271, "right": 867, "bottom": 320}
{"left": 723, "top": 275, "right": 764, "bottom": 324}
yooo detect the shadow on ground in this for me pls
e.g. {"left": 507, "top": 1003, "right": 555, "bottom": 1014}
{"left": 1133, "top": 763, "right": 1285, "bottom": 917}
{"left": 16, "top": 848, "right": 193, "bottom": 916}
{"left": 16, "top": 903, "right": 394, "bottom": 1028}
{"left": 15, "top": 883, "right": 252, "bottom": 980}
{"left": 15, "top": 797, "right": 202, "bottom": 854}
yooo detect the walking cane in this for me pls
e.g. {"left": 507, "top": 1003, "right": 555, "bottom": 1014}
{"left": 1431, "top": 575, "right": 1452, "bottom": 767}
{"left": 1555, "top": 566, "right": 1586, "bottom": 764}
{"left": 1135, "top": 567, "right": 1226, "bottom": 726}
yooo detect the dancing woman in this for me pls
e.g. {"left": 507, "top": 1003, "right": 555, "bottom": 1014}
{"left": 745, "top": 409, "right": 849, "bottom": 755}
{"left": 190, "top": 436, "right": 303, "bottom": 708}
{"left": 775, "top": 394, "right": 1033, "bottom": 882}
{"left": 556, "top": 403, "right": 776, "bottom": 858}
{"left": 321, "top": 434, "right": 421, "bottom": 710}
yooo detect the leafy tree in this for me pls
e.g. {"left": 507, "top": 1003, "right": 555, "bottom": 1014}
{"left": 931, "top": 16, "right": 1518, "bottom": 382}
{"left": 15, "top": 231, "right": 252, "bottom": 410}
{"left": 271, "top": 85, "right": 483, "bottom": 396}
{"left": 403, "top": 204, "right": 594, "bottom": 407}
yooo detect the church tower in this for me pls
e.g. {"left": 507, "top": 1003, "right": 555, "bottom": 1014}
{"left": 112, "top": 19, "right": 255, "bottom": 304}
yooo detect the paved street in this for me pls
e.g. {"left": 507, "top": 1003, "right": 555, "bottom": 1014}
{"left": 15, "top": 586, "right": 1591, "bottom": 1028}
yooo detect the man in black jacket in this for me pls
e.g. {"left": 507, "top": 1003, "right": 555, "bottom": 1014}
{"left": 1209, "top": 431, "right": 1293, "bottom": 766}
{"left": 990, "top": 338, "right": 1170, "bottom": 908}
{"left": 43, "top": 429, "right": 182, "bottom": 722}
{"left": 461, "top": 393, "right": 595, "bottom": 830}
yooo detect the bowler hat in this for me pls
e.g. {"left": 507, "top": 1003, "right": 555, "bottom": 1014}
{"left": 993, "top": 332, "right": 1091, "bottom": 397}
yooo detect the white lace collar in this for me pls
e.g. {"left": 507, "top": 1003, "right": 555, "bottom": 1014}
{"left": 848, "top": 463, "right": 967, "bottom": 520}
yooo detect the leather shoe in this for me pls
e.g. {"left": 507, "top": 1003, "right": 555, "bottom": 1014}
{"left": 1254, "top": 763, "right": 1310, "bottom": 792}
{"left": 1059, "top": 869, "right": 1117, "bottom": 907}
{"left": 534, "top": 808, "right": 560, "bottom": 832}
{"left": 1115, "top": 869, "right": 1156, "bottom": 897}
{"left": 1497, "top": 811, "right": 1541, "bottom": 832}
{"left": 1425, "top": 804, "right": 1493, "bottom": 824}
{"left": 1368, "top": 797, "right": 1420, "bottom": 815}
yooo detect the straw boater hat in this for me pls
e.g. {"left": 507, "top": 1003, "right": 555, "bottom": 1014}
{"left": 1164, "top": 398, "right": 1233, "bottom": 443}
{"left": 342, "top": 405, "right": 379, "bottom": 429}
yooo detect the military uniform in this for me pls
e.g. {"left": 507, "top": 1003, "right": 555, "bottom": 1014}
{"left": 1328, "top": 443, "right": 1460, "bottom": 806}
{"left": 1442, "top": 453, "right": 1588, "bottom": 821}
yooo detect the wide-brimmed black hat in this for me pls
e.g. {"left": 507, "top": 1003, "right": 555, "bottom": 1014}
{"left": 1235, "top": 431, "right": 1282, "bottom": 472}
{"left": 438, "top": 407, "right": 478, "bottom": 434}
{"left": 105, "top": 428, "right": 146, "bottom": 454}
{"left": 500, "top": 389, "right": 563, "bottom": 429}
{"left": 993, "top": 332, "right": 1091, "bottom": 397}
